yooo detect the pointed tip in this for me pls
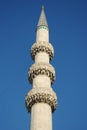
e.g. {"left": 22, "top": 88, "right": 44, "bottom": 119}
{"left": 42, "top": 5, "right": 44, "bottom": 10}
{"left": 37, "top": 6, "right": 48, "bottom": 28}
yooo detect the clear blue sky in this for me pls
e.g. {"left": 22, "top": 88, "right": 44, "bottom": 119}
{"left": 0, "top": 0, "right": 87, "bottom": 130}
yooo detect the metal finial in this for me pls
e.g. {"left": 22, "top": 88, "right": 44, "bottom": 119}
{"left": 42, "top": 5, "right": 44, "bottom": 10}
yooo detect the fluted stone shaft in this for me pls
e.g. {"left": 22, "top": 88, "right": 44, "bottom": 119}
{"left": 25, "top": 6, "right": 57, "bottom": 130}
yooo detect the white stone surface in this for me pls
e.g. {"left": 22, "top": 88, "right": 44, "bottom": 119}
{"left": 35, "top": 52, "right": 49, "bottom": 64}
{"left": 33, "top": 75, "right": 51, "bottom": 88}
{"left": 36, "top": 29, "right": 49, "bottom": 42}
{"left": 30, "top": 103, "right": 52, "bottom": 130}
{"left": 29, "top": 8, "right": 55, "bottom": 130}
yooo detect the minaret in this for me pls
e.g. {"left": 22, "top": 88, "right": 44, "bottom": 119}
{"left": 25, "top": 6, "right": 57, "bottom": 130}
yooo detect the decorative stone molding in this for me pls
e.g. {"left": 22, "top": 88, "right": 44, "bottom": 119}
{"left": 28, "top": 63, "right": 55, "bottom": 84}
{"left": 31, "top": 41, "right": 54, "bottom": 60}
{"left": 37, "top": 25, "right": 49, "bottom": 31}
{"left": 25, "top": 87, "right": 57, "bottom": 112}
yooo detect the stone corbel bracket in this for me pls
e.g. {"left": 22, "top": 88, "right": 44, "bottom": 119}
{"left": 28, "top": 63, "right": 56, "bottom": 84}
{"left": 31, "top": 41, "right": 54, "bottom": 61}
{"left": 25, "top": 87, "right": 57, "bottom": 112}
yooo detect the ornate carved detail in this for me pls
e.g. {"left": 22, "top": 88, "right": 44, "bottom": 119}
{"left": 31, "top": 41, "right": 54, "bottom": 60}
{"left": 28, "top": 63, "right": 55, "bottom": 84}
{"left": 25, "top": 87, "right": 57, "bottom": 112}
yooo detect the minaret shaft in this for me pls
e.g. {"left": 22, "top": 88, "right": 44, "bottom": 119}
{"left": 33, "top": 75, "right": 51, "bottom": 88}
{"left": 36, "top": 28, "right": 49, "bottom": 42}
{"left": 25, "top": 6, "right": 57, "bottom": 130}
{"left": 31, "top": 27, "right": 51, "bottom": 130}
{"left": 30, "top": 103, "right": 52, "bottom": 130}
{"left": 35, "top": 52, "right": 49, "bottom": 63}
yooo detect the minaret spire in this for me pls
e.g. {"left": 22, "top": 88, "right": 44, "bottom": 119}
{"left": 25, "top": 6, "right": 57, "bottom": 130}
{"left": 37, "top": 6, "right": 48, "bottom": 28}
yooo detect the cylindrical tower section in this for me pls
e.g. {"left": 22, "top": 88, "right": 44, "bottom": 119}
{"left": 35, "top": 52, "right": 49, "bottom": 64}
{"left": 30, "top": 103, "right": 52, "bottom": 130}
{"left": 33, "top": 75, "right": 51, "bottom": 88}
{"left": 25, "top": 6, "right": 58, "bottom": 130}
{"left": 36, "top": 26, "right": 49, "bottom": 42}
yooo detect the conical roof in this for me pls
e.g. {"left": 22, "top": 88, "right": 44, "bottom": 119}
{"left": 37, "top": 6, "right": 48, "bottom": 28}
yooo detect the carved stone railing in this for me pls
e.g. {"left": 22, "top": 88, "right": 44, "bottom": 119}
{"left": 25, "top": 87, "right": 57, "bottom": 112}
{"left": 31, "top": 41, "right": 54, "bottom": 60}
{"left": 28, "top": 63, "right": 55, "bottom": 84}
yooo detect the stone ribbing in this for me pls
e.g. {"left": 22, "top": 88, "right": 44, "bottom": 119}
{"left": 25, "top": 87, "right": 57, "bottom": 112}
{"left": 28, "top": 63, "right": 55, "bottom": 84}
{"left": 31, "top": 41, "right": 54, "bottom": 60}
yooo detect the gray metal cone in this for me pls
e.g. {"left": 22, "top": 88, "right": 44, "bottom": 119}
{"left": 37, "top": 6, "right": 48, "bottom": 28}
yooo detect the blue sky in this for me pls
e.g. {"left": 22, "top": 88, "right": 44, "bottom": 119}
{"left": 0, "top": 0, "right": 87, "bottom": 130}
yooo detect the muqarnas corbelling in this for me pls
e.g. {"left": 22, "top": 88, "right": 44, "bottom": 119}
{"left": 28, "top": 63, "right": 56, "bottom": 84}
{"left": 25, "top": 87, "right": 57, "bottom": 112}
{"left": 31, "top": 41, "right": 54, "bottom": 61}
